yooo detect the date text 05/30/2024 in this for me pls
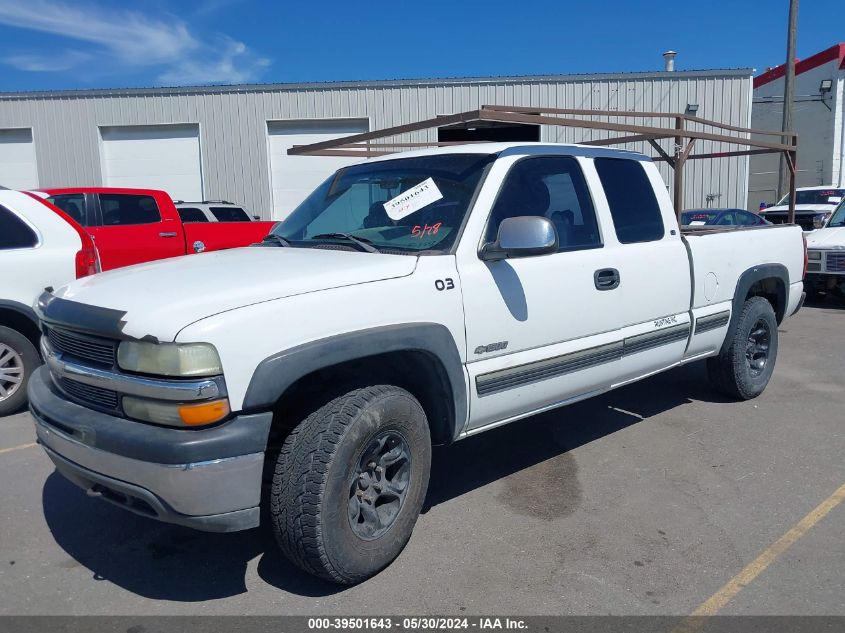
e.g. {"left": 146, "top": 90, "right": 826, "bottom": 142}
{"left": 307, "top": 617, "right": 528, "bottom": 630}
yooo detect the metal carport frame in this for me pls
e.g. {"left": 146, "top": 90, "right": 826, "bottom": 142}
{"left": 287, "top": 105, "right": 799, "bottom": 222}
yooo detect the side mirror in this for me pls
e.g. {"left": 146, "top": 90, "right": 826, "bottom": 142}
{"left": 252, "top": 215, "right": 261, "bottom": 221}
{"left": 480, "top": 216, "right": 558, "bottom": 261}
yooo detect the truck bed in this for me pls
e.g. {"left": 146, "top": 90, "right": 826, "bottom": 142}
{"left": 681, "top": 223, "right": 805, "bottom": 313}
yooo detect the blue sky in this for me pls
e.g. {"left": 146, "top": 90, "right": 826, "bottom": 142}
{"left": 0, "top": 0, "right": 842, "bottom": 92}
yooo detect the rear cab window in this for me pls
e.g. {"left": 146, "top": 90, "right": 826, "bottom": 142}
{"left": 47, "top": 194, "right": 88, "bottom": 226}
{"left": 0, "top": 205, "right": 39, "bottom": 250}
{"left": 210, "top": 206, "right": 250, "bottom": 222}
{"left": 99, "top": 194, "right": 161, "bottom": 226}
{"left": 178, "top": 207, "right": 209, "bottom": 223}
{"left": 594, "top": 158, "right": 665, "bottom": 243}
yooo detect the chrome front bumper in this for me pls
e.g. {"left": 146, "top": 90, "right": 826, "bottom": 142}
{"left": 29, "top": 367, "right": 271, "bottom": 532}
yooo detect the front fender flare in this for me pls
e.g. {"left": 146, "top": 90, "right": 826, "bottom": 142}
{"left": 242, "top": 323, "right": 467, "bottom": 441}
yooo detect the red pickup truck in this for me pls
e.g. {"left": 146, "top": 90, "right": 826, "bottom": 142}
{"left": 33, "top": 188, "right": 276, "bottom": 271}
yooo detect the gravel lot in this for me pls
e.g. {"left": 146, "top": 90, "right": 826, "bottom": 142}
{"left": 1, "top": 298, "right": 843, "bottom": 616}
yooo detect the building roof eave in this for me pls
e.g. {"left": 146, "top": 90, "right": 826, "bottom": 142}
{"left": 0, "top": 68, "right": 755, "bottom": 101}
{"left": 753, "top": 43, "right": 845, "bottom": 89}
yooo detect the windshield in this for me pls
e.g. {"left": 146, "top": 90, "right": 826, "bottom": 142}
{"left": 828, "top": 199, "right": 845, "bottom": 227}
{"left": 681, "top": 210, "right": 719, "bottom": 225}
{"left": 775, "top": 189, "right": 845, "bottom": 206}
{"left": 271, "top": 153, "right": 495, "bottom": 253}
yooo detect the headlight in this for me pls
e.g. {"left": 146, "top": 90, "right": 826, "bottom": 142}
{"left": 117, "top": 341, "right": 223, "bottom": 377}
{"left": 808, "top": 250, "right": 822, "bottom": 260}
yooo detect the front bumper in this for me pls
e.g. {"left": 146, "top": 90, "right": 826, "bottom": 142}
{"left": 805, "top": 273, "right": 845, "bottom": 293}
{"left": 28, "top": 367, "right": 272, "bottom": 532}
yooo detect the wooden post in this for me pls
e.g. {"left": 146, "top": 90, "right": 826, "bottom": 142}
{"left": 778, "top": 0, "right": 800, "bottom": 199}
{"left": 673, "top": 117, "right": 685, "bottom": 220}
{"left": 786, "top": 147, "right": 797, "bottom": 224}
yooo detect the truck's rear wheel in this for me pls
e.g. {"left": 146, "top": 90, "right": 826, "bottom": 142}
{"left": 0, "top": 326, "right": 39, "bottom": 417}
{"left": 706, "top": 297, "right": 778, "bottom": 400}
{"left": 270, "top": 385, "right": 431, "bottom": 584}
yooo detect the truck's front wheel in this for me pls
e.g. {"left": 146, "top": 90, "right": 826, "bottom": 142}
{"left": 270, "top": 385, "right": 431, "bottom": 584}
{"left": 706, "top": 296, "right": 778, "bottom": 400}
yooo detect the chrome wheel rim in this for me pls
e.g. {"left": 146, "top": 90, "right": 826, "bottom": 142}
{"left": 746, "top": 319, "right": 771, "bottom": 377}
{"left": 0, "top": 343, "right": 24, "bottom": 402}
{"left": 347, "top": 429, "right": 412, "bottom": 540}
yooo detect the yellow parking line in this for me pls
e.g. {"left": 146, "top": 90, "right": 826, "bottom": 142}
{"left": 673, "top": 481, "right": 845, "bottom": 633}
{"left": 0, "top": 442, "right": 37, "bottom": 455}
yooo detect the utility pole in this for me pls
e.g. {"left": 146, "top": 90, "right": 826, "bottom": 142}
{"left": 777, "top": 0, "right": 799, "bottom": 200}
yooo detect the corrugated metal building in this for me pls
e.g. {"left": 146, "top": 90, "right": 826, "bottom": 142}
{"left": 0, "top": 68, "right": 753, "bottom": 220}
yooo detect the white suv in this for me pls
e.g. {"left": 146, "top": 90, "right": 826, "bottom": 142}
{"left": 0, "top": 190, "right": 100, "bottom": 415}
{"left": 173, "top": 200, "right": 258, "bottom": 223}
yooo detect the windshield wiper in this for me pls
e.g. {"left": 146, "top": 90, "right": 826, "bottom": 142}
{"left": 310, "top": 232, "right": 380, "bottom": 253}
{"left": 259, "top": 234, "right": 291, "bottom": 247}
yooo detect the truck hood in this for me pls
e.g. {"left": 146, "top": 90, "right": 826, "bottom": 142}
{"left": 763, "top": 204, "right": 833, "bottom": 215}
{"left": 53, "top": 247, "right": 418, "bottom": 340}
{"left": 805, "top": 226, "right": 845, "bottom": 248}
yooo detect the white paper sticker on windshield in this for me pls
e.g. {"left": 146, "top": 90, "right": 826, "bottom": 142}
{"left": 383, "top": 178, "right": 443, "bottom": 221}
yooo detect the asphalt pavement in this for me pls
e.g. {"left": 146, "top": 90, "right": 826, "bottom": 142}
{"left": 1, "top": 298, "right": 843, "bottom": 616}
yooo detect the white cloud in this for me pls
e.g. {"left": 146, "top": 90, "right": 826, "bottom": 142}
{"left": 158, "top": 37, "right": 270, "bottom": 85}
{"left": 3, "top": 50, "right": 91, "bottom": 72}
{"left": 0, "top": 0, "right": 270, "bottom": 85}
{"left": 193, "top": 0, "right": 245, "bottom": 17}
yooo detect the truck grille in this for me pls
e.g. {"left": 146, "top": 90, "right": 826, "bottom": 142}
{"left": 764, "top": 213, "right": 815, "bottom": 231}
{"left": 826, "top": 252, "right": 845, "bottom": 273}
{"left": 795, "top": 217, "right": 816, "bottom": 231}
{"left": 60, "top": 377, "right": 119, "bottom": 411}
{"left": 47, "top": 326, "right": 117, "bottom": 366}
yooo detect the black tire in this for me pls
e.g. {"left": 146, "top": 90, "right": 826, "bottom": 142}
{"left": 0, "top": 326, "right": 40, "bottom": 417}
{"left": 706, "top": 297, "right": 778, "bottom": 400}
{"left": 271, "top": 385, "right": 431, "bottom": 584}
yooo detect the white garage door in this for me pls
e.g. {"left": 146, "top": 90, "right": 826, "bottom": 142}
{"left": 100, "top": 124, "right": 202, "bottom": 201}
{"left": 267, "top": 119, "right": 369, "bottom": 219}
{"left": 0, "top": 128, "right": 38, "bottom": 190}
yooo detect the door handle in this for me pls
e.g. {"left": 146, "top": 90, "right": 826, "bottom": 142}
{"left": 594, "top": 268, "right": 620, "bottom": 291}
{"left": 159, "top": 231, "right": 178, "bottom": 238}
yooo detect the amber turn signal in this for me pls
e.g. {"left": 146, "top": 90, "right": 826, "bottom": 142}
{"left": 177, "top": 399, "right": 231, "bottom": 426}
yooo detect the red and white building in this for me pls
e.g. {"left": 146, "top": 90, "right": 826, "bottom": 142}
{"left": 750, "top": 44, "right": 845, "bottom": 207}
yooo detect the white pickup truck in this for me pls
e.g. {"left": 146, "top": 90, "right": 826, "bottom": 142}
{"left": 760, "top": 185, "right": 845, "bottom": 231}
{"left": 805, "top": 198, "right": 845, "bottom": 298}
{"left": 28, "top": 143, "right": 806, "bottom": 584}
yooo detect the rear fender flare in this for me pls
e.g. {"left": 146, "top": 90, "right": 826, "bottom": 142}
{"left": 722, "top": 264, "right": 789, "bottom": 353}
